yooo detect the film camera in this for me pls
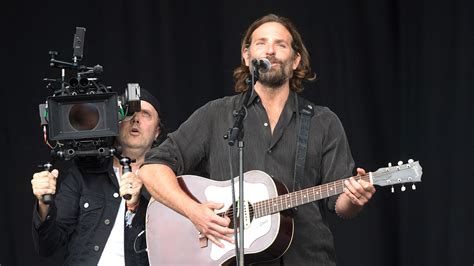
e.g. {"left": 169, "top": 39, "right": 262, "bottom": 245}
{"left": 39, "top": 27, "right": 142, "bottom": 160}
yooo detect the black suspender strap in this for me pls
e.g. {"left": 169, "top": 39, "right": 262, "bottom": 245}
{"left": 292, "top": 96, "right": 314, "bottom": 193}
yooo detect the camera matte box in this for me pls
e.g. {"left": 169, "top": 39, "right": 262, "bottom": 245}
{"left": 47, "top": 92, "right": 119, "bottom": 141}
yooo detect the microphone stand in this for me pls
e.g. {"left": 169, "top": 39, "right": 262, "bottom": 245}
{"left": 224, "top": 66, "right": 259, "bottom": 266}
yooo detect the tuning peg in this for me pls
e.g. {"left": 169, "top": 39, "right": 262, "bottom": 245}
{"left": 388, "top": 162, "right": 392, "bottom": 167}
{"left": 401, "top": 185, "right": 406, "bottom": 191}
{"left": 408, "top": 159, "right": 414, "bottom": 163}
{"left": 391, "top": 186, "right": 394, "bottom": 193}
{"left": 412, "top": 183, "right": 416, "bottom": 190}
{"left": 397, "top": 161, "right": 403, "bottom": 166}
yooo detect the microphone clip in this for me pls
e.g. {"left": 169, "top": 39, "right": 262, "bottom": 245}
{"left": 250, "top": 58, "right": 271, "bottom": 84}
{"left": 251, "top": 58, "right": 271, "bottom": 73}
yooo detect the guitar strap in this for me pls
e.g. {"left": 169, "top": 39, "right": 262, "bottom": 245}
{"left": 292, "top": 95, "right": 314, "bottom": 194}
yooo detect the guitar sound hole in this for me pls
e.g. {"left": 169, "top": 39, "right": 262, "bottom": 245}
{"left": 223, "top": 202, "right": 254, "bottom": 230}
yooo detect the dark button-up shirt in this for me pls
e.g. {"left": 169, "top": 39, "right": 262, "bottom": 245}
{"left": 32, "top": 158, "right": 149, "bottom": 265}
{"left": 145, "top": 91, "right": 354, "bottom": 265}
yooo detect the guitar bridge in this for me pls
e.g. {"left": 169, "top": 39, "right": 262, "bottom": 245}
{"left": 241, "top": 200, "right": 251, "bottom": 229}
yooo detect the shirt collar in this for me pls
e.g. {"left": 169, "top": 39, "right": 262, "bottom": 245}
{"left": 245, "top": 89, "right": 298, "bottom": 113}
{"left": 245, "top": 89, "right": 260, "bottom": 107}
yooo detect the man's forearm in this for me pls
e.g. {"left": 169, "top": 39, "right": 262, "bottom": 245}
{"left": 37, "top": 201, "right": 50, "bottom": 222}
{"left": 139, "top": 164, "right": 198, "bottom": 218}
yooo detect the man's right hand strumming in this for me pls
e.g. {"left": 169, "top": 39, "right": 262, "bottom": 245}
{"left": 186, "top": 201, "right": 235, "bottom": 248}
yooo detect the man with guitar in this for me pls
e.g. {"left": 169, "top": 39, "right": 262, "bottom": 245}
{"left": 140, "top": 14, "right": 376, "bottom": 265}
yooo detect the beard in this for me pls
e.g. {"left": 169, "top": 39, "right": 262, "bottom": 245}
{"left": 257, "top": 57, "right": 293, "bottom": 89}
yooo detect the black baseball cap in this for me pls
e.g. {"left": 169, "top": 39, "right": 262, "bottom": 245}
{"left": 139, "top": 88, "right": 161, "bottom": 115}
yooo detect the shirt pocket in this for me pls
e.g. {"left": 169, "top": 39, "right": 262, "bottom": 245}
{"left": 78, "top": 193, "right": 104, "bottom": 233}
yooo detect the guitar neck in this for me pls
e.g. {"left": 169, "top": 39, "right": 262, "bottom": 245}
{"left": 252, "top": 175, "right": 368, "bottom": 218}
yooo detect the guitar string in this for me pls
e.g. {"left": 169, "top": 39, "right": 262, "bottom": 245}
{"left": 252, "top": 166, "right": 418, "bottom": 213}
{"left": 217, "top": 176, "right": 365, "bottom": 219}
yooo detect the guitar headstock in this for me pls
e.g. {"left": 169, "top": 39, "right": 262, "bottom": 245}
{"left": 371, "top": 160, "right": 422, "bottom": 191}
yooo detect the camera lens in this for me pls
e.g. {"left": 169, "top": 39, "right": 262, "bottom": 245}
{"left": 69, "top": 78, "right": 79, "bottom": 88}
{"left": 69, "top": 103, "right": 100, "bottom": 131}
{"left": 79, "top": 78, "right": 89, "bottom": 87}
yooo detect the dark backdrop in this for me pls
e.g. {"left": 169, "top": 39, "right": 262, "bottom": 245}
{"left": 1, "top": 1, "right": 473, "bottom": 265}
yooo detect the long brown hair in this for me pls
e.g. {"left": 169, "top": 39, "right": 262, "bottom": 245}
{"left": 233, "top": 14, "right": 316, "bottom": 93}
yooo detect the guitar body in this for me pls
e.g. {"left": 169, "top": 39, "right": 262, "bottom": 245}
{"left": 146, "top": 170, "right": 294, "bottom": 265}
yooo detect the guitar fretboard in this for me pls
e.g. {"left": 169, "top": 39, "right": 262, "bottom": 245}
{"left": 252, "top": 175, "right": 368, "bottom": 218}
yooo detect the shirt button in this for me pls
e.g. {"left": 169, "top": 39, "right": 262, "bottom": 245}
{"left": 83, "top": 202, "right": 89, "bottom": 208}
{"left": 264, "top": 122, "right": 268, "bottom": 127}
{"left": 267, "top": 149, "right": 272, "bottom": 154}
{"left": 94, "top": 245, "right": 100, "bottom": 252}
{"left": 104, "top": 219, "right": 111, "bottom": 225}
{"left": 113, "top": 192, "right": 119, "bottom": 198}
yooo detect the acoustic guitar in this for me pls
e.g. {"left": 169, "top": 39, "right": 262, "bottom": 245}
{"left": 146, "top": 160, "right": 422, "bottom": 265}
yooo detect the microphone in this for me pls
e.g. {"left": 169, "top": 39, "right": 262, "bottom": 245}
{"left": 251, "top": 58, "right": 271, "bottom": 73}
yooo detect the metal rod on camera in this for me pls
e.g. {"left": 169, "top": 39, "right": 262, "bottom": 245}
{"left": 118, "top": 156, "right": 134, "bottom": 200}
{"left": 40, "top": 162, "right": 54, "bottom": 204}
{"left": 61, "top": 69, "right": 65, "bottom": 91}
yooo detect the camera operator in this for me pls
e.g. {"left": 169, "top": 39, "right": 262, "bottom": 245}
{"left": 31, "top": 89, "right": 163, "bottom": 265}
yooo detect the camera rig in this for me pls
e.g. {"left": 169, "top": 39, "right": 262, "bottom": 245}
{"left": 39, "top": 27, "right": 141, "bottom": 160}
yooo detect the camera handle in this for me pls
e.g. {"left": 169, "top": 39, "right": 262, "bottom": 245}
{"left": 40, "top": 162, "right": 54, "bottom": 204}
{"left": 118, "top": 156, "right": 135, "bottom": 200}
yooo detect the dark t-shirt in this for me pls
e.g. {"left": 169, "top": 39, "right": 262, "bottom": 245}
{"left": 145, "top": 91, "right": 355, "bottom": 265}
